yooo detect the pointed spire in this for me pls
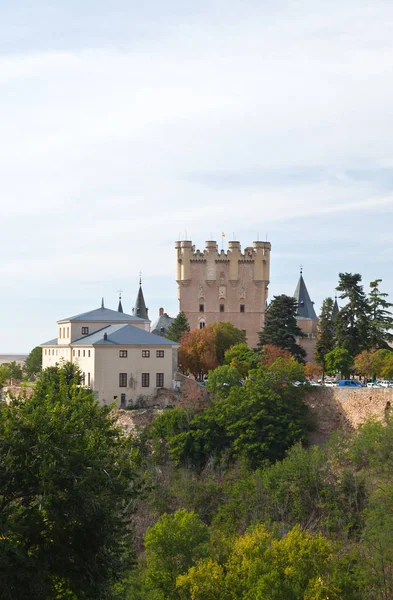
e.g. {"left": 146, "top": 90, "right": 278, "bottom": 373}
{"left": 332, "top": 295, "right": 339, "bottom": 318}
{"left": 132, "top": 275, "right": 149, "bottom": 320}
{"left": 101, "top": 297, "right": 105, "bottom": 309}
{"left": 293, "top": 269, "right": 318, "bottom": 320}
{"left": 117, "top": 289, "right": 123, "bottom": 313}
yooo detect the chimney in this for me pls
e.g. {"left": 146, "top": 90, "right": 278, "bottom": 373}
{"left": 159, "top": 307, "right": 164, "bottom": 316}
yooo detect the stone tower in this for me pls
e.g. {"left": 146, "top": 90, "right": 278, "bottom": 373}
{"left": 175, "top": 239, "right": 271, "bottom": 348}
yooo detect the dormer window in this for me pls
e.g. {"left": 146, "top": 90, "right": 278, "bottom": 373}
{"left": 82, "top": 327, "right": 89, "bottom": 335}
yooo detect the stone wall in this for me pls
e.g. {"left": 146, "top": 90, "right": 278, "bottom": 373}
{"left": 304, "top": 387, "right": 393, "bottom": 442}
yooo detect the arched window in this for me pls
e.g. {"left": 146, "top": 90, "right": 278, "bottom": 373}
{"left": 199, "top": 318, "right": 206, "bottom": 329}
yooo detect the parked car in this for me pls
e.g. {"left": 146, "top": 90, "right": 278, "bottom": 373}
{"left": 377, "top": 380, "right": 393, "bottom": 388}
{"left": 338, "top": 380, "right": 364, "bottom": 388}
{"left": 323, "top": 381, "right": 337, "bottom": 387}
{"left": 367, "top": 382, "right": 383, "bottom": 388}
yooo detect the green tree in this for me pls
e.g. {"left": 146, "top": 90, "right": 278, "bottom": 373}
{"left": 210, "top": 323, "right": 246, "bottom": 364}
{"left": 315, "top": 297, "right": 336, "bottom": 378}
{"left": 177, "top": 525, "right": 359, "bottom": 600}
{"left": 206, "top": 365, "right": 242, "bottom": 399}
{"left": 368, "top": 279, "right": 393, "bottom": 349}
{"left": 166, "top": 312, "right": 190, "bottom": 343}
{"left": 1, "top": 361, "right": 23, "bottom": 382}
{"left": 144, "top": 510, "right": 210, "bottom": 599}
{"left": 168, "top": 363, "right": 309, "bottom": 470}
{"left": 325, "top": 347, "right": 353, "bottom": 379}
{"left": 224, "top": 342, "right": 259, "bottom": 377}
{"left": 335, "top": 273, "right": 370, "bottom": 356}
{"left": 0, "top": 363, "right": 138, "bottom": 600}
{"left": 257, "top": 295, "right": 306, "bottom": 363}
{"left": 0, "top": 364, "right": 11, "bottom": 386}
{"left": 23, "top": 346, "right": 42, "bottom": 379}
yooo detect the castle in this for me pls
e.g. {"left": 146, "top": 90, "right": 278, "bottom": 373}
{"left": 175, "top": 239, "right": 271, "bottom": 348}
{"left": 176, "top": 238, "right": 319, "bottom": 358}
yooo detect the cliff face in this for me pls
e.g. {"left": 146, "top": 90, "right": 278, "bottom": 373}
{"left": 304, "top": 387, "right": 393, "bottom": 443}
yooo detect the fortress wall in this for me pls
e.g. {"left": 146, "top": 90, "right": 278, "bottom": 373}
{"left": 304, "top": 387, "right": 393, "bottom": 438}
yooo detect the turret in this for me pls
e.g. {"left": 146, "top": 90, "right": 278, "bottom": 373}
{"left": 253, "top": 241, "right": 271, "bottom": 282}
{"left": 176, "top": 240, "right": 193, "bottom": 282}
{"left": 204, "top": 241, "right": 218, "bottom": 281}
{"left": 228, "top": 241, "right": 241, "bottom": 281}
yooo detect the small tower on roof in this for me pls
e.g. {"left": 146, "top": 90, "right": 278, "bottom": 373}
{"left": 133, "top": 274, "right": 149, "bottom": 320}
{"left": 117, "top": 289, "right": 123, "bottom": 313}
{"left": 293, "top": 267, "right": 319, "bottom": 362}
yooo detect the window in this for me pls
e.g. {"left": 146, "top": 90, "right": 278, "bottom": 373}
{"left": 81, "top": 372, "right": 85, "bottom": 384}
{"left": 240, "top": 304, "right": 245, "bottom": 313}
{"left": 78, "top": 350, "right": 80, "bottom": 357}
{"left": 73, "top": 350, "right": 75, "bottom": 356}
{"left": 59, "top": 329, "right": 62, "bottom": 339}
{"left": 199, "top": 304, "right": 204, "bottom": 312}
{"left": 142, "top": 373, "right": 150, "bottom": 387}
{"left": 67, "top": 327, "right": 69, "bottom": 337}
{"left": 220, "top": 304, "right": 224, "bottom": 312}
{"left": 120, "top": 393, "right": 126, "bottom": 408}
{"left": 156, "top": 350, "right": 164, "bottom": 358}
{"left": 142, "top": 350, "right": 150, "bottom": 358}
{"left": 87, "top": 372, "right": 91, "bottom": 386}
{"left": 44, "top": 349, "right": 47, "bottom": 355}
{"left": 56, "top": 349, "right": 58, "bottom": 356}
{"left": 119, "top": 350, "right": 128, "bottom": 358}
{"left": 83, "top": 350, "right": 85, "bottom": 357}
{"left": 88, "top": 350, "right": 91, "bottom": 357}
{"left": 82, "top": 327, "right": 89, "bottom": 335}
{"left": 199, "top": 321, "right": 205, "bottom": 329}
{"left": 156, "top": 373, "right": 164, "bottom": 388}
{"left": 119, "top": 373, "right": 127, "bottom": 387}
{"left": 51, "top": 349, "right": 54, "bottom": 355}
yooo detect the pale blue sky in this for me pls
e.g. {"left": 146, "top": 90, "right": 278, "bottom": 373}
{"left": 2, "top": 0, "right": 393, "bottom": 352}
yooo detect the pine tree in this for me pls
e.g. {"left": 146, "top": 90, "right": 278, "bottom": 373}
{"left": 165, "top": 311, "right": 190, "bottom": 342}
{"left": 315, "top": 298, "right": 335, "bottom": 378}
{"left": 257, "top": 294, "right": 306, "bottom": 363}
{"left": 368, "top": 279, "right": 393, "bottom": 349}
{"left": 335, "top": 273, "right": 370, "bottom": 356}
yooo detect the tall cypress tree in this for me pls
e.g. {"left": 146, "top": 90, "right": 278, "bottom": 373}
{"left": 368, "top": 279, "right": 393, "bottom": 349}
{"left": 258, "top": 294, "right": 306, "bottom": 363}
{"left": 314, "top": 298, "right": 335, "bottom": 378}
{"left": 335, "top": 273, "right": 369, "bottom": 356}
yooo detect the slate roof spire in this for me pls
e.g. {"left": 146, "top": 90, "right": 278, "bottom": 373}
{"left": 293, "top": 269, "right": 318, "bottom": 320}
{"left": 118, "top": 290, "right": 123, "bottom": 313}
{"left": 101, "top": 297, "right": 105, "bottom": 309}
{"left": 132, "top": 275, "right": 149, "bottom": 320}
{"left": 332, "top": 295, "right": 339, "bottom": 318}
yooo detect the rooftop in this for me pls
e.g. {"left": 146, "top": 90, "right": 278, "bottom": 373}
{"left": 71, "top": 323, "right": 179, "bottom": 347}
{"left": 58, "top": 306, "right": 149, "bottom": 324}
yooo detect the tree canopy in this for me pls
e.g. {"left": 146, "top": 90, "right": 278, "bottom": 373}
{"left": 165, "top": 312, "right": 190, "bottom": 343}
{"left": 257, "top": 295, "right": 306, "bottom": 363}
{"left": 179, "top": 323, "right": 246, "bottom": 377}
{"left": 23, "top": 346, "right": 42, "bottom": 379}
{"left": 0, "top": 363, "right": 138, "bottom": 599}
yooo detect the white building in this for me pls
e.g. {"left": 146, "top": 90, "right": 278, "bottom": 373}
{"left": 41, "top": 297, "right": 179, "bottom": 407}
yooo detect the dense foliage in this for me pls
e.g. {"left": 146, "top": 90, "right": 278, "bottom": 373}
{"left": 0, "top": 364, "right": 139, "bottom": 600}
{"left": 23, "top": 345, "right": 43, "bottom": 379}
{"left": 165, "top": 312, "right": 190, "bottom": 343}
{"left": 179, "top": 322, "right": 246, "bottom": 377}
{"left": 316, "top": 275, "right": 393, "bottom": 378}
{"left": 257, "top": 294, "right": 306, "bottom": 362}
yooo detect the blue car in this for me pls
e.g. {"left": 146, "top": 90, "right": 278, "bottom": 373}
{"left": 338, "top": 380, "right": 364, "bottom": 388}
